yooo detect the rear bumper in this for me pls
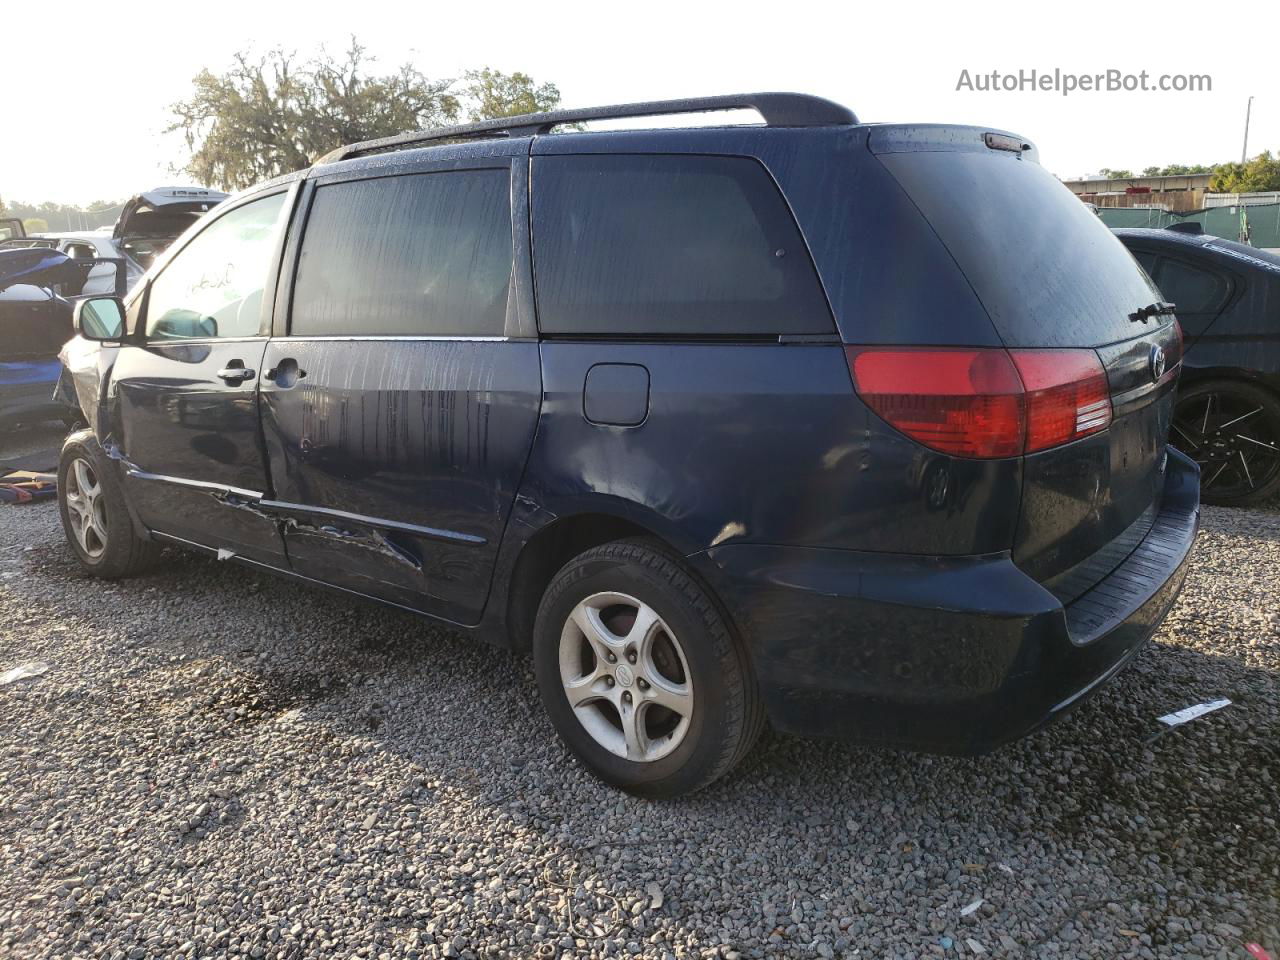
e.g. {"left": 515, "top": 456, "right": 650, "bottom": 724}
{"left": 699, "top": 449, "right": 1200, "bottom": 754}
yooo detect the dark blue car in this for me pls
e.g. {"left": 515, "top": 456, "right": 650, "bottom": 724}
{"left": 1115, "top": 226, "right": 1280, "bottom": 505}
{"left": 0, "top": 249, "right": 77, "bottom": 428}
{"left": 57, "top": 94, "right": 1199, "bottom": 796}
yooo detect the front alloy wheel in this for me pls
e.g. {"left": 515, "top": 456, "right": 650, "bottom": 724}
{"left": 58, "top": 433, "right": 160, "bottom": 578}
{"left": 63, "top": 457, "right": 108, "bottom": 558}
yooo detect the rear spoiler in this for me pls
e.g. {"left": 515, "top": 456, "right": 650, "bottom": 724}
{"left": 867, "top": 124, "right": 1039, "bottom": 164}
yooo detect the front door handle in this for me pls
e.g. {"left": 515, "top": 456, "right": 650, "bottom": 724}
{"left": 216, "top": 364, "right": 255, "bottom": 384}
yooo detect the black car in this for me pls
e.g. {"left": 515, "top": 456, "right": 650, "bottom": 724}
{"left": 57, "top": 94, "right": 1198, "bottom": 797}
{"left": 1116, "top": 226, "right": 1280, "bottom": 505}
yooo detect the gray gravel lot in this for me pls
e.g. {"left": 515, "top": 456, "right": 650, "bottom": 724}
{"left": 0, "top": 421, "right": 1277, "bottom": 960}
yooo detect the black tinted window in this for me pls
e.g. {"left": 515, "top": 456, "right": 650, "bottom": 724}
{"left": 1155, "top": 257, "right": 1230, "bottom": 314}
{"left": 292, "top": 169, "right": 512, "bottom": 337}
{"left": 532, "top": 155, "right": 832, "bottom": 336}
{"left": 1131, "top": 250, "right": 1158, "bottom": 276}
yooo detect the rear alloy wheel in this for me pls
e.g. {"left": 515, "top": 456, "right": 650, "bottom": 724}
{"left": 1170, "top": 379, "right": 1280, "bottom": 506}
{"left": 558, "top": 591, "right": 695, "bottom": 763}
{"left": 533, "top": 538, "right": 763, "bottom": 798}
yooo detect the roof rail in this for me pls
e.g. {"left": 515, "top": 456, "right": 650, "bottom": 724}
{"left": 317, "top": 92, "right": 857, "bottom": 164}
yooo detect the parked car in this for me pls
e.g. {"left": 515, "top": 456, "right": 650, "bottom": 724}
{"left": 56, "top": 94, "right": 1198, "bottom": 797}
{"left": 0, "top": 187, "right": 229, "bottom": 297}
{"left": 0, "top": 218, "right": 26, "bottom": 242}
{"left": 0, "top": 247, "right": 119, "bottom": 428}
{"left": 1115, "top": 225, "right": 1280, "bottom": 505}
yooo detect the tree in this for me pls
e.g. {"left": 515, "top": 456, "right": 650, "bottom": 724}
{"left": 1098, "top": 168, "right": 1135, "bottom": 180}
{"left": 1209, "top": 151, "right": 1280, "bottom": 193}
{"left": 461, "top": 68, "right": 563, "bottom": 121}
{"left": 169, "top": 40, "right": 566, "bottom": 191}
{"left": 22, "top": 218, "right": 48, "bottom": 233}
{"left": 1, "top": 200, "right": 121, "bottom": 232}
{"left": 1141, "top": 163, "right": 1212, "bottom": 176}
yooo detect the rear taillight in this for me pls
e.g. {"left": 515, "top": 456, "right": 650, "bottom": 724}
{"left": 845, "top": 348, "right": 1024, "bottom": 458}
{"left": 1010, "top": 350, "right": 1112, "bottom": 453}
{"left": 846, "top": 346, "right": 1113, "bottom": 459}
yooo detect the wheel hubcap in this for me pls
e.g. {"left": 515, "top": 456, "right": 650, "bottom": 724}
{"left": 64, "top": 457, "right": 108, "bottom": 558}
{"left": 1170, "top": 391, "right": 1280, "bottom": 499}
{"left": 558, "top": 592, "right": 694, "bottom": 763}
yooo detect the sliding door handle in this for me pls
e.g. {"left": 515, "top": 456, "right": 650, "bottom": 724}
{"left": 265, "top": 358, "right": 307, "bottom": 388}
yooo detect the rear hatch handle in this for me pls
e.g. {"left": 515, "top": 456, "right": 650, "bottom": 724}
{"left": 1129, "top": 301, "right": 1176, "bottom": 324}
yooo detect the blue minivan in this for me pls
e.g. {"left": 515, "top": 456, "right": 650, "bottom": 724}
{"left": 58, "top": 94, "right": 1199, "bottom": 796}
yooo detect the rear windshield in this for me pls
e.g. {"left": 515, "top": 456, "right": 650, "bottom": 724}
{"left": 878, "top": 150, "right": 1161, "bottom": 347}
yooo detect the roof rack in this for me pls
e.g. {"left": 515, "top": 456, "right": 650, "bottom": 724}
{"left": 318, "top": 92, "right": 857, "bottom": 164}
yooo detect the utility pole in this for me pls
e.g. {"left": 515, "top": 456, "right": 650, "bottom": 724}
{"left": 1241, "top": 95, "right": 1254, "bottom": 164}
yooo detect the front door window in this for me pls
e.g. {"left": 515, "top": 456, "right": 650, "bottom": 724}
{"left": 145, "top": 193, "right": 287, "bottom": 340}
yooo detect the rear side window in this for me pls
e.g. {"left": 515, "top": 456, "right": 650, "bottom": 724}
{"left": 292, "top": 169, "right": 512, "bottom": 337}
{"left": 532, "top": 155, "right": 832, "bottom": 336}
{"left": 1154, "top": 257, "right": 1230, "bottom": 314}
{"left": 1131, "top": 249, "right": 1158, "bottom": 276}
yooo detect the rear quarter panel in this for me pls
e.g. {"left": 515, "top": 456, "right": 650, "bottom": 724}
{"left": 518, "top": 342, "right": 1021, "bottom": 556}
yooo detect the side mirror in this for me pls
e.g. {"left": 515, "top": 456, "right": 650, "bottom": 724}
{"left": 74, "top": 296, "right": 126, "bottom": 342}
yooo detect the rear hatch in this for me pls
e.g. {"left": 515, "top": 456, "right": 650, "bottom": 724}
{"left": 869, "top": 126, "right": 1181, "bottom": 599}
{"left": 113, "top": 186, "right": 229, "bottom": 270}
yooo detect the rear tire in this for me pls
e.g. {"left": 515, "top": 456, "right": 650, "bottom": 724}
{"left": 57, "top": 434, "right": 161, "bottom": 578}
{"left": 532, "top": 538, "right": 762, "bottom": 798}
{"left": 1171, "top": 379, "right": 1280, "bottom": 506}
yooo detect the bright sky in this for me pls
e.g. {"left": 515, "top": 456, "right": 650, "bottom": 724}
{"left": 3, "top": 0, "right": 1274, "bottom": 206}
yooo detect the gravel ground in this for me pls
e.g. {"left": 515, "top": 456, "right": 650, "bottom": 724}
{"left": 0, "top": 422, "right": 1277, "bottom": 960}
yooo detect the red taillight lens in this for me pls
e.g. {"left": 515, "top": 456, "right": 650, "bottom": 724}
{"left": 846, "top": 348, "right": 1025, "bottom": 458}
{"left": 1010, "top": 349, "right": 1112, "bottom": 453}
{"left": 846, "top": 346, "right": 1113, "bottom": 459}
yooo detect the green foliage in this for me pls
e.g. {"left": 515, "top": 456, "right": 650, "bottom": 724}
{"left": 1140, "top": 164, "right": 1212, "bottom": 176}
{"left": 168, "top": 40, "right": 566, "bottom": 191}
{"left": 1098, "top": 168, "right": 1135, "bottom": 180}
{"left": 22, "top": 218, "right": 48, "bottom": 233}
{"left": 1209, "top": 151, "right": 1280, "bottom": 193}
{"left": 2, "top": 200, "right": 121, "bottom": 232}
{"left": 461, "top": 67, "right": 563, "bottom": 121}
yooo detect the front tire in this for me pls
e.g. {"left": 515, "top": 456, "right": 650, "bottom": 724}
{"left": 58, "top": 434, "right": 160, "bottom": 578}
{"left": 533, "top": 538, "right": 762, "bottom": 798}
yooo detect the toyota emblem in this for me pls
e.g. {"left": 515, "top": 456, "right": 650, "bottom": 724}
{"left": 1149, "top": 344, "right": 1167, "bottom": 382}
